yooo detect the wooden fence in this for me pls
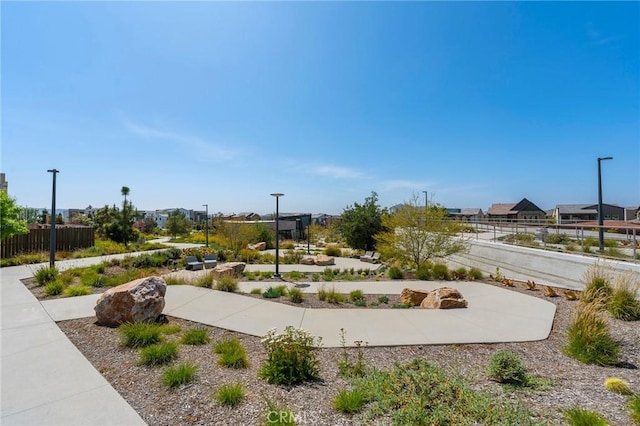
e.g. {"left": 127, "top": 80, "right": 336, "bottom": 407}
{"left": 1, "top": 226, "right": 95, "bottom": 258}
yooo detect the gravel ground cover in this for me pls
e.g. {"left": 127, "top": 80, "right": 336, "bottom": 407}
{"left": 54, "top": 279, "right": 640, "bottom": 426}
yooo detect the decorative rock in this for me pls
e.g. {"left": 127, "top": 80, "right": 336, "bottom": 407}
{"left": 300, "top": 256, "right": 315, "bottom": 265}
{"left": 248, "top": 242, "right": 267, "bottom": 251}
{"left": 210, "top": 262, "right": 246, "bottom": 278}
{"left": 420, "top": 287, "right": 468, "bottom": 309}
{"left": 400, "top": 288, "right": 430, "bottom": 306}
{"left": 95, "top": 276, "right": 166, "bottom": 327}
{"left": 314, "top": 255, "right": 335, "bottom": 266}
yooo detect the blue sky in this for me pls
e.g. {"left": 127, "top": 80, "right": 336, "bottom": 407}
{"left": 2, "top": 2, "right": 638, "bottom": 215}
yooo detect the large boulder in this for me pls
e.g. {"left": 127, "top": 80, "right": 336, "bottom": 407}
{"left": 314, "top": 255, "right": 335, "bottom": 266}
{"left": 210, "top": 262, "right": 246, "bottom": 279}
{"left": 400, "top": 288, "right": 431, "bottom": 306}
{"left": 420, "top": 287, "right": 468, "bottom": 309}
{"left": 300, "top": 256, "right": 315, "bottom": 265}
{"left": 95, "top": 276, "right": 166, "bottom": 327}
{"left": 248, "top": 242, "right": 267, "bottom": 251}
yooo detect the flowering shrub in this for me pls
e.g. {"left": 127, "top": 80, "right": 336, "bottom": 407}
{"left": 259, "top": 326, "right": 322, "bottom": 385}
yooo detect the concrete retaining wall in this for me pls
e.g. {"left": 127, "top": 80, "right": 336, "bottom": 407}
{"left": 447, "top": 240, "right": 640, "bottom": 290}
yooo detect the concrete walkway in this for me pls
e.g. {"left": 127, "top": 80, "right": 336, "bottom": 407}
{"left": 41, "top": 279, "right": 556, "bottom": 348}
{"left": 2, "top": 250, "right": 556, "bottom": 424}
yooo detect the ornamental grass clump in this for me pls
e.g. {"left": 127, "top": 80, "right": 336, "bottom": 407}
{"left": 34, "top": 265, "right": 59, "bottom": 285}
{"left": 563, "top": 407, "right": 608, "bottom": 426}
{"left": 564, "top": 298, "right": 619, "bottom": 365}
{"left": 215, "top": 276, "right": 239, "bottom": 293}
{"left": 215, "top": 382, "right": 245, "bottom": 407}
{"left": 582, "top": 264, "right": 613, "bottom": 304}
{"left": 162, "top": 362, "right": 198, "bottom": 389}
{"left": 333, "top": 388, "right": 368, "bottom": 414}
{"left": 259, "top": 326, "right": 321, "bottom": 385}
{"left": 604, "top": 377, "right": 633, "bottom": 396}
{"left": 138, "top": 342, "right": 179, "bottom": 366}
{"left": 63, "top": 285, "right": 92, "bottom": 297}
{"left": 287, "top": 287, "right": 305, "bottom": 304}
{"left": 608, "top": 274, "right": 640, "bottom": 321}
{"left": 181, "top": 328, "right": 210, "bottom": 345}
{"left": 214, "top": 337, "right": 249, "bottom": 369}
{"left": 628, "top": 394, "right": 640, "bottom": 424}
{"left": 120, "top": 323, "right": 162, "bottom": 348}
{"left": 44, "top": 280, "right": 65, "bottom": 296}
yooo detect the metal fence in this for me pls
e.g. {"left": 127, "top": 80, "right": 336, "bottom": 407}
{"left": 1, "top": 226, "right": 95, "bottom": 258}
{"left": 468, "top": 220, "right": 639, "bottom": 262}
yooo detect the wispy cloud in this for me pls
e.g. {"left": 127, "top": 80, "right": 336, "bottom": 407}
{"left": 123, "top": 119, "right": 237, "bottom": 162}
{"left": 381, "top": 179, "right": 431, "bottom": 192}
{"left": 310, "top": 165, "right": 364, "bottom": 179}
{"left": 586, "top": 22, "right": 622, "bottom": 46}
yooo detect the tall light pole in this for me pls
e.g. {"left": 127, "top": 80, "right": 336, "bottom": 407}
{"left": 597, "top": 157, "right": 613, "bottom": 252}
{"left": 47, "top": 169, "right": 59, "bottom": 267}
{"left": 202, "top": 204, "right": 209, "bottom": 247}
{"left": 422, "top": 190, "right": 428, "bottom": 209}
{"left": 270, "top": 193, "right": 284, "bottom": 279}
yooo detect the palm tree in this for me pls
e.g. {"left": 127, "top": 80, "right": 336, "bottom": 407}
{"left": 121, "top": 186, "right": 130, "bottom": 246}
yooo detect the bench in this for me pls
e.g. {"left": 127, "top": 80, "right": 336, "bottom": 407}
{"left": 360, "top": 251, "right": 374, "bottom": 262}
{"left": 204, "top": 254, "right": 217, "bottom": 269}
{"left": 361, "top": 252, "right": 381, "bottom": 263}
{"left": 185, "top": 256, "right": 204, "bottom": 271}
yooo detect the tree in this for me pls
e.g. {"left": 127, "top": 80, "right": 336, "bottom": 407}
{"left": 55, "top": 213, "right": 65, "bottom": 225}
{"left": 165, "top": 210, "right": 191, "bottom": 238}
{"left": 121, "top": 186, "right": 131, "bottom": 246}
{"left": 339, "top": 191, "right": 386, "bottom": 251}
{"left": 0, "top": 191, "right": 29, "bottom": 240}
{"left": 39, "top": 209, "right": 49, "bottom": 224}
{"left": 214, "top": 219, "right": 259, "bottom": 255}
{"left": 375, "top": 194, "right": 468, "bottom": 270}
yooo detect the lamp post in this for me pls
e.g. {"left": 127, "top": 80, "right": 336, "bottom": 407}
{"left": 47, "top": 169, "right": 59, "bottom": 267}
{"left": 270, "top": 193, "right": 284, "bottom": 279}
{"left": 202, "top": 204, "right": 209, "bottom": 247}
{"left": 422, "top": 190, "right": 428, "bottom": 209}
{"left": 597, "top": 157, "right": 613, "bottom": 252}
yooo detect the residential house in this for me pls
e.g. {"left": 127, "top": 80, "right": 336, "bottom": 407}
{"left": 446, "top": 208, "right": 485, "bottom": 222}
{"left": 487, "top": 198, "right": 546, "bottom": 222}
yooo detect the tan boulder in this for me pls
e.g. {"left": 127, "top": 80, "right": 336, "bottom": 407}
{"left": 400, "top": 288, "right": 431, "bottom": 306}
{"left": 314, "top": 255, "right": 335, "bottom": 266}
{"left": 95, "top": 276, "right": 166, "bottom": 327}
{"left": 300, "top": 256, "right": 315, "bottom": 265}
{"left": 420, "top": 287, "right": 468, "bottom": 309}
{"left": 248, "top": 242, "right": 267, "bottom": 251}
{"left": 210, "top": 262, "right": 246, "bottom": 279}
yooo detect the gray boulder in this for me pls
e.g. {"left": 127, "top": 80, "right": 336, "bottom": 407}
{"left": 95, "top": 276, "right": 166, "bottom": 326}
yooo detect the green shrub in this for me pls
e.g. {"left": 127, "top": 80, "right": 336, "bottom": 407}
{"left": 259, "top": 326, "right": 321, "bottom": 385}
{"left": 162, "top": 362, "right": 197, "bottom": 389}
{"left": 215, "top": 382, "right": 245, "bottom": 407}
{"left": 547, "top": 233, "right": 570, "bottom": 244}
{"left": 274, "top": 285, "right": 288, "bottom": 296}
{"left": 215, "top": 276, "right": 239, "bottom": 293}
{"left": 322, "top": 268, "right": 335, "bottom": 281}
{"left": 349, "top": 289, "right": 364, "bottom": 302}
{"left": 350, "top": 358, "right": 535, "bottom": 425}
{"left": 604, "top": 377, "right": 633, "bottom": 396}
{"left": 164, "top": 276, "right": 188, "bottom": 286}
{"left": 628, "top": 394, "right": 640, "bottom": 424}
{"left": 388, "top": 266, "right": 404, "bottom": 280}
{"left": 324, "top": 246, "right": 342, "bottom": 257}
{"left": 564, "top": 300, "right": 619, "bottom": 365}
{"left": 34, "top": 266, "right": 59, "bottom": 285}
{"left": 563, "top": 407, "right": 608, "bottom": 426}
{"left": 63, "top": 285, "right": 92, "bottom": 297}
{"left": 214, "top": 338, "right": 249, "bottom": 369}
{"left": 285, "top": 271, "right": 306, "bottom": 280}
{"left": 194, "top": 274, "right": 213, "bottom": 288}
{"left": 416, "top": 265, "right": 432, "bottom": 280}
{"left": 263, "top": 287, "right": 283, "bottom": 299}
{"left": 468, "top": 267, "right": 483, "bottom": 280}
{"left": 432, "top": 263, "right": 451, "bottom": 280}
{"left": 354, "top": 299, "right": 366, "bottom": 307}
{"left": 377, "top": 295, "right": 389, "bottom": 304}
{"left": 486, "top": 351, "right": 527, "bottom": 385}
{"left": 288, "top": 287, "right": 305, "bottom": 304}
{"left": 250, "top": 288, "right": 262, "bottom": 295}
{"left": 311, "top": 273, "right": 320, "bottom": 282}
{"left": 317, "top": 286, "right": 327, "bottom": 301}
{"left": 139, "top": 342, "right": 179, "bottom": 366}
{"left": 333, "top": 388, "right": 368, "bottom": 414}
{"left": 44, "top": 280, "right": 65, "bottom": 296}
{"left": 181, "top": 328, "right": 210, "bottom": 345}
{"left": 245, "top": 271, "right": 256, "bottom": 281}
{"left": 120, "top": 323, "right": 162, "bottom": 348}
{"left": 392, "top": 303, "right": 411, "bottom": 309}
{"left": 452, "top": 267, "right": 468, "bottom": 280}
{"left": 324, "top": 287, "right": 346, "bottom": 304}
